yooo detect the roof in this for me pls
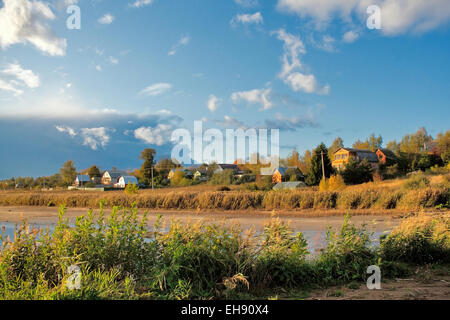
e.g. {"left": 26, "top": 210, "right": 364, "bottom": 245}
{"left": 104, "top": 170, "right": 127, "bottom": 179}
{"left": 377, "top": 148, "right": 397, "bottom": 159}
{"left": 75, "top": 175, "right": 90, "bottom": 182}
{"left": 334, "top": 147, "right": 378, "bottom": 163}
{"left": 273, "top": 181, "right": 307, "bottom": 190}
{"left": 119, "top": 176, "right": 138, "bottom": 184}
{"left": 217, "top": 164, "right": 239, "bottom": 170}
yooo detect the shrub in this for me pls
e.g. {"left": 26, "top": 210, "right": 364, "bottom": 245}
{"left": 124, "top": 183, "right": 139, "bottom": 195}
{"left": 319, "top": 178, "right": 329, "bottom": 192}
{"left": 314, "top": 214, "right": 377, "bottom": 285}
{"left": 380, "top": 213, "right": 450, "bottom": 264}
{"left": 340, "top": 158, "right": 373, "bottom": 185}
{"left": 402, "top": 173, "right": 430, "bottom": 190}
{"left": 328, "top": 175, "right": 346, "bottom": 191}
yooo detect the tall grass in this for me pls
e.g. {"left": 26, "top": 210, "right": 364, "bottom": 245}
{"left": 1, "top": 185, "right": 447, "bottom": 211}
{"left": 1, "top": 205, "right": 448, "bottom": 300}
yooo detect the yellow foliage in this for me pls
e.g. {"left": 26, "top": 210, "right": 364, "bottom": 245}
{"left": 319, "top": 178, "right": 329, "bottom": 192}
{"left": 328, "top": 175, "right": 346, "bottom": 191}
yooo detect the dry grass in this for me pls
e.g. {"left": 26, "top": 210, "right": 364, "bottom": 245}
{"left": 0, "top": 183, "right": 447, "bottom": 213}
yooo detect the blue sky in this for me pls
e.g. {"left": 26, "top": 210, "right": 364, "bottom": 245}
{"left": 0, "top": 0, "right": 449, "bottom": 178}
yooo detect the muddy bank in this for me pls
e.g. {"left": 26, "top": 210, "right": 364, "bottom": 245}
{"left": 0, "top": 206, "right": 404, "bottom": 232}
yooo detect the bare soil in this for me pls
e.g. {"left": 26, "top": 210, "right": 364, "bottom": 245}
{"left": 307, "top": 267, "right": 450, "bottom": 300}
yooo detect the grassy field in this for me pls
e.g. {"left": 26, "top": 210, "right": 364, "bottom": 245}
{"left": 0, "top": 205, "right": 448, "bottom": 300}
{"left": 0, "top": 174, "right": 448, "bottom": 213}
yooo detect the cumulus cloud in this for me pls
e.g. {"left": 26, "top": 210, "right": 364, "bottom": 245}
{"left": 139, "top": 82, "right": 172, "bottom": 96}
{"left": 215, "top": 115, "right": 248, "bottom": 129}
{"left": 0, "top": 63, "right": 40, "bottom": 96}
{"left": 342, "top": 30, "right": 359, "bottom": 43}
{"left": 274, "top": 29, "right": 329, "bottom": 94}
{"left": 207, "top": 94, "right": 221, "bottom": 112}
{"left": 80, "top": 127, "right": 110, "bottom": 150}
{"left": 134, "top": 124, "right": 173, "bottom": 146}
{"left": 276, "top": 0, "right": 450, "bottom": 36}
{"left": 0, "top": 0, "right": 67, "bottom": 56}
{"left": 231, "top": 12, "right": 263, "bottom": 25}
{"left": 98, "top": 13, "right": 114, "bottom": 25}
{"left": 130, "top": 0, "right": 154, "bottom": 8}
{"left": 55, "top": 125, "right": 77, "bottom": 137}
{"left": 168, "top": 35, "right": 190, "bottom": 56}
{"left": 2, "top": 63, "right": 40, "bottom": 88}
{"left": 231, "top": 88, "right": 273, "bottom": 110}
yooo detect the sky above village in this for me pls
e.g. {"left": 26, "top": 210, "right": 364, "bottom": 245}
{"left": 0, "top": 0, "right": 449, "bottom": 178}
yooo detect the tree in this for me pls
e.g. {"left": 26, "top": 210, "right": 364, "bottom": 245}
{"left": 139, "top": 148, "right": 156, "bottom": 186}
{"left": 340, "top": 158, "right": 373, "bottom": 185}
{"left": 437, "top": 130, "right": 450, "bottom": 164}
{"left": 352, "top": 134, "right": 382, "bottom": 151}
{"left": 286, "top": 149, "right": 301, "bottom": 168}
{"left": 87, "top": 165, "right": 101, "bottom": 179}
{"left": 328, "top": 137, "right": 344, "bottom": 161}
{"left": 60, "top": 160, "right": 77, "bottom": 186}
{"left": 305, "top": 143, "right": 333, "bottom": 186}
{"left": 298, "top": 150, "right": 312, "bottom": 174}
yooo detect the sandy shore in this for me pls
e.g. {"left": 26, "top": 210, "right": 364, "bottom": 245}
{"left": 0, "top": 206, "right": 404, "bottom": 232}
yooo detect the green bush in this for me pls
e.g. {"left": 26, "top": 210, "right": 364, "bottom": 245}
{"left": 402, "top": 173, "right": 430, "bottom": 190}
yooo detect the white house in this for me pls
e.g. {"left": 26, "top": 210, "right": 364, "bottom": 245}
{"left": 102, "top": 170, "right": 127, "bottom": 185}
{"left": 74, "top": 175, "right": 91, "bottom": 186}
{"left": 116, "top": 176, "right": 138, "bottom": 188}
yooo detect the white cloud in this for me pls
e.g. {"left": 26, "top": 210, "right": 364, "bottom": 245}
{"left": 134, "top": 124, "right": 173, "bottom": 146}
{"left": 0, "top": 63, "right": 40, "bottom": 96}
{"left": 276, "top": 0, "right": 450, "bottom": 36}
{"left": 207, "top": 94, "right": 221, "bottom": 112}
{"left": 168, "top": 35, "right": 190, "bottom": 56}
{"left": 2, "top": 63, "right": 40, "bottom": 88}
{"left": 140, "top": 83, "right": 172, "bottom": 96}
{"left": 0, "top": 78, "right": 23, "bottom": 96}
{"left": 231, "top": 12, "right": 263, "bottom": 25}
{"left": 231, "top": 88, "right": 273, "bottom": 110}
{"left": 55, "top": 125, "right": 77, "bottom": 137}
{"left": 234, "top": 0, "right": 259, "bottom": 7}
{"left": 130, "top": 0, "right": 154, "bottom": 8}
{"left": 95, "top": 65, "right": 102, "bottom": 72}
{"left": 0, "top": 0, "right": 67, "bottom": 56}
{"left": 80, "top": 127, "right": 110, "bottom": 150}
{"left": 216, "top": 115, "right": 248, "bottom": 129}
{"left": 98, "top": 13, "right": 114, "bottom": 25}
{"left": 342, "top": 30, "right": 359, "bottom": 43}
{"left": 109, "top": 56, "right": 119, "bottom": 65}
{"left": 274, "top": 29, "right": 329, "bottom": 94}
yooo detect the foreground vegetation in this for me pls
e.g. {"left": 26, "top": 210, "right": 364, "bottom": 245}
{"left": 0, "top": 204, "right": 448, "bottom": 300}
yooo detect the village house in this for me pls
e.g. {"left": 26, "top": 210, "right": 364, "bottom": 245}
{"left": 332, "top": 148, "right": 379, "bottom": 170}
{"left": 115, "top": 176, "right": 138, "bottom": 189}
{"left": 376, "top": 148, "right": 397, "bottom": 165}
{"left": 167, "top": 168, "right": 193, "bottom": 180}
{"left": 102, "top": 170, "right": 127, "bottom": 185}
{"left": 213, "top": 164, "right": 240, "bottom": 174}
{"left": 74, "top": 175, "right": 91, "bottom": 187}
{"left": 193, "top": 169, "right": 208, "bottom": 181}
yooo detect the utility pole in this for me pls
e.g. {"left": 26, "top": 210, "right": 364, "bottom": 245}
{"left": 321, "top": 150, "right": 326, "bottom": 180}
{"left": 151, "top": 166, "right": 154, "bottom": 190}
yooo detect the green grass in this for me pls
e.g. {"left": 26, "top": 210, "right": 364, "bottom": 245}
{"left": 0, "top": 204, "right": 448, "bottom": 300}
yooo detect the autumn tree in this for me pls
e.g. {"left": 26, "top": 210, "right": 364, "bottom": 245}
{"left": 87, "top": 165, "right": 101, "bottom": 179}
{"left": 352, "top": 134, "right": 382, "bottom": 151}
{"left": 60, "top": 160, "right": 77, "bottom": 186}
{"left": 436, "top": 130, "right": 450, "bottom": 164}
{"left": 328, "top": 137, "right": 344, "bottom": 161}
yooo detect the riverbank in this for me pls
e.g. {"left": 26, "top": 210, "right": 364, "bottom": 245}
{"left": 0, "top": 205, "right": 405, "bottom": 232}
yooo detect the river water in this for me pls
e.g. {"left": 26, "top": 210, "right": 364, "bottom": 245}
{"left": 0, "top": 221, "right": 387, "bottom": 255}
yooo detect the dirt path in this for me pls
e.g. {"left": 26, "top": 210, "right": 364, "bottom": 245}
{"left": 307, "top": 268, "right": 450, "bottom": 300}
{"left": 0, "top": 206, "right": 404, "bottom": 232}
